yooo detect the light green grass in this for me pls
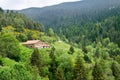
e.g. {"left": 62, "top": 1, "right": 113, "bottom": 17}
{"left": 52, "top": 41, "right": 83, "bottom": 58}
{"left": 52, "top": 41, "right": 71, "bottom": 51}
{"left": 53, "top": 41, "right": 82, "bottom": 52}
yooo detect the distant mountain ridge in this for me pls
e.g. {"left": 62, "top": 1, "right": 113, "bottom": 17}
{"left": 20, "top": 0, "right": 120, "bottom": 27}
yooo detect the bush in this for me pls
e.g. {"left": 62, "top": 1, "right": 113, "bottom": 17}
{"left": 0, "top": 33, "right": 20, "bottom": 61}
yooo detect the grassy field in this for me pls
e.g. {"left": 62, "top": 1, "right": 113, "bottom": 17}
{"left": 51, "top": 41, "right": 83, "bottom": 58}
{"left": 52, "top": 41, "right": 70, "bottom": 51}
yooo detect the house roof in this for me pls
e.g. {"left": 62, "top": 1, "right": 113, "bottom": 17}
{"left": 22, "top": 40, "right": 40, "bottom": 45}
{"left": 22, "top": 40, "right": 51, "bottom": 48}
{"left": 35, "top": 43, "right": 50, "bottom": 47}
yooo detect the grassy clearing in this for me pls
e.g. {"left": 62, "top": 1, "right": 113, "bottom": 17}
{"left": 52, "top": 41, "right": 81, "bottom": 52}
{"left": 52, "top": 41, "right": 70, "bottom": 51}
{"left": 51, "top": 41, "right": 83, "bottom": 58}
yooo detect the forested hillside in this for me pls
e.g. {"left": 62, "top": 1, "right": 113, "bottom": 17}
{"left": 0, "top": 8, "right": 58, "bottom": 80}
{"left": 20, "top": 0, "right": 120, "bottom": 47}
{"left": 0, "top": 8, "right": 44, "bottom": 32}
{"left": 0, "top": 0, "right": 120, "bottom": 79}
{"left": 0, "top": 8, "right": 58, "bottom": 42}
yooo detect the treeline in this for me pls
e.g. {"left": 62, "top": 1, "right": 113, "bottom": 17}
{"left": 0, "top": 8, "right": 44, "bottom": 32}
{"left": 55, "top": 12, "right": 120, "bottom": 48}
{"left": 0, "top": 8, "right": 58, "bottom": 43}
{"left": 20, "top": 0, "right": 120, "bottom": 47}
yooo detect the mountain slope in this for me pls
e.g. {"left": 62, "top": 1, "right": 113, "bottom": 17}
{"left": 20, "top": 0, "right": 120, "bottom": 27}
{"left": 0, "top": 10, "right": 44, "bottom": 32}
{"left": 20, "top": 0, "right": 120, "bottom": 46}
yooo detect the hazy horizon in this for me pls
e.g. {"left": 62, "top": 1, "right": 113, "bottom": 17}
{"left": 0, "top": 0, "right": 81, "bottom": 10}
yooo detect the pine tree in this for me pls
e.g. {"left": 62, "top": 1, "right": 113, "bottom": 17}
{"left": 92, "top": 62, "right": 105, "bottom": 80}
{"left": 30, "top": 48, "right": 42, "bottom": 76}
{"left": 94, "top": 48, "right": 100, "bottom": 58}
{"left": 49, "top": 47, "right": 57, "bottom": 80}
{"left": 56, "top": 67, "right": 66, "bottom": 80}
{"left": 84, "top": 54, "right": 91, "bottom": 63}
{"left": 111, "top": 62, "right": 120, "bottom": 80}
{"left": 68, "top": 46, "right": 75, "bottom": 55}
{"left": 74, "top": 53, "right": 88, "bottom": 80}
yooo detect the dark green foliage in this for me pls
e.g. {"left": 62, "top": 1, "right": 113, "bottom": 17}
{"left": 0, "top": 7, "right": 4, "bottom": 13}
{"left": 56, "top": 67, "right": 66, "bottom": 80}
{"left": 21, "top": 0, "right": 120, "bottom": 46}
{"left": 74, "top": 53, "right": 88, "bottom": 80}
{"left": 0, "top": 67, "right": 12, "bottom": 80}
{"left": 49, "top": 47, "right": 57, "bottom": 80}
{"left": 82, "top": 47, "right": 88, "bottom": 54}
{"left": 0, "top": 10, "right": 44, "bottom": 32}
{"left": 94, "top": 48, "right": 100, "bottom": 58}
{"left": 17, "top": 33, "right": 28, "bottom": 42}
{"left": 115, "top": 55, "right": 120, "bottom": 64}
{"left": 68, "top": 46, "right": 75, "bottom": 55}
{"left": 11, "top": 64, "right": 32, "bottom": 80}
{"left": 0, "top": 64, "right": 32, "bottom": 80}
{"left": 48, "top": 28, "right": 55, "bottom": 37}
{"left": 92, "top": 62, "right": 106, "bottom": 80}
{"left": 49, "top": 47, "right": 56, "bottom": 60}
{"left": 84, "top": 54, "right": 91, "bottom": 63}
{"left": 0, "top": 33, "right": 20, "bottom": 61}
{"left": 57, "top": 53, "right": 74, "bottom": 80}
{"left": 108, "top": 44, "right": 120, "bottom": 58}
{"left": 0, "top": 60, "right": 3, "bottom": 66}
{"left": 30, "top": 49, "right": 43, "bottom": 76}
{"left": 111, "top": 62, "right": 120, "bottom": 80}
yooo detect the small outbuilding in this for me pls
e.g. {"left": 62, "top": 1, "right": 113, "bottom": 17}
{"left": 22, "top": 40, "right": 51, "bottom": 48}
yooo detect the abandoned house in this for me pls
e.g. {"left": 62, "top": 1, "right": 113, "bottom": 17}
{"left": 22, "top": 40, "right": 51, "bottom": 48}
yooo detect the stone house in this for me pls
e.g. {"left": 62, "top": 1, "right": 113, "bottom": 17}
{"left": 22, "top": 40, "right": 51, "bottom": 48}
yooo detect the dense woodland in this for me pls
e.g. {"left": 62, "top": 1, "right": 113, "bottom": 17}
{"left": 21, "top": 0, "right": 120, "bottom": 47}
{"left": 0, "top": 0, "right": 120, "bottom": 79}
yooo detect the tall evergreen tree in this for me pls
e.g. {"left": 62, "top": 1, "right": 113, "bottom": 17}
{"left": 94, "top": 48, "right": 100, "bottom": 58}
{"left": 84, "top": 54, "right": 91, "bottom": 63}
{"left": 92, "top": 62, "right": 106, "bottom": 80}
{"left": 73, "top": 53, "right": 88, "bottom": 80}
{"left": 30, "top": 48, "right": 43, "bottom": 76}
{"left": 68, "top": 46, "right": 75, "bottom": 55}
{"left": 49, "top": 47, "right": 57, "bottom": 80}
{"left": 56, "top": 67, "right": 66, "bottom": 80}
{"left": 111, "top": 62, "right": 120, "bottom": 80}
